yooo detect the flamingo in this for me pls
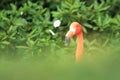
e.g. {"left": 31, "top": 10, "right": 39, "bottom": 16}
{"left": 65, "top": 22, "right": 83, "bottom": 62}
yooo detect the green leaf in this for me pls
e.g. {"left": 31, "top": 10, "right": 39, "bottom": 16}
{"left": 83, "top": 23, "right": 93, "bottom": 28}
{"left": 13, "top": 18, "right": 27, "bottom": 26}
{"left": 100, "top": 6, "right": 110, "bottom": 11}
{"left": 26, "top": 39, "right": 35, "bottom": 47}
{"left": 82, "top": 26, "right": 87, "bottom": 33}
{"left": 1, "top": 41, "right": 10, "bottom": 45}
{"left": 94, "top": 1, "right": 99, "bottom": 9}
{"left": 7, "top": 25, "right": 13, "bottom": 34}
{"left": 98, "top": 15, "right": 102, "bottom": 26}
{"left": 89, "top": 39, "right": 97, "bottom": 46}
{"left": 16, "top": 46, "right": 28, "bottom": 49}
{"left": 102, "top": 38, "right": 109, "bottom": 47}
{"left": 27, "top": 28, "right": 37, "bottom": 38}
{"left": 10, "top": 4, "right": 17, "bottom": 11}
{"left": 93, "top": 27, "right": 98, "bottom": 30}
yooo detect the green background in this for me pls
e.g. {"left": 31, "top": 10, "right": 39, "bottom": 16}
{"left": 0, "top": 0, "right": 120, "bottom": 80}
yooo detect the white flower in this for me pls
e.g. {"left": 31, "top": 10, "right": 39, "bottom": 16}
{"left": 53, "top": 20, "right": 61, "bottom": 28}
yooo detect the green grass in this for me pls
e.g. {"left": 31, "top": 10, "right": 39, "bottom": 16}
{"left": 0, "top": 36, "right": 120, "bottom": 80}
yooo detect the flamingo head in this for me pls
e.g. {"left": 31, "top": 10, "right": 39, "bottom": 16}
{"left": 65, "top": 22, "right": 82, "bottom": 46}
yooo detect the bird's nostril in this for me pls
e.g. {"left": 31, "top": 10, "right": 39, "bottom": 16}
{"left": 65, "top": 36, "right": 70, "bottom": 47}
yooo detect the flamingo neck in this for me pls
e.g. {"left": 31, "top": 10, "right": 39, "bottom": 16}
{"left": 76, "top": 32, "right": 83, "bottom": 62}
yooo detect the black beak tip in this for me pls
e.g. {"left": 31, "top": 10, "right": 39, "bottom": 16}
{"left": 65, "top": 36, "right": 70, "bottom": 47}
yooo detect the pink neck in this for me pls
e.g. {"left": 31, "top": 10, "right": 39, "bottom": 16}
{"left": 76, "top": 32, "right": 83, "bottom": 62}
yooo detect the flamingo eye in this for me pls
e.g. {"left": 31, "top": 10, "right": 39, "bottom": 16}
{"left": 70, "top": 26, "right": 76, "bottom": 32}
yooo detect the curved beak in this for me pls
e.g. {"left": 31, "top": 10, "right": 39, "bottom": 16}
{"left": 65, "top": 36, "right": 70, "bottom": 46}
{"left": 65, "top": 31, "right": 75, "bottom": 46}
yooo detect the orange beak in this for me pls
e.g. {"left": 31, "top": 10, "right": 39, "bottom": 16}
{"left": 65, "top": 31, "right": 75, "bottom": 46}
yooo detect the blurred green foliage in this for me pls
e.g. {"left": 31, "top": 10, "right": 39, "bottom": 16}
{"left": 0, "top": 0, "right": 120, "bottom": 58}
{"left": 0, "top": 1, "right": 120, "bottom": 80}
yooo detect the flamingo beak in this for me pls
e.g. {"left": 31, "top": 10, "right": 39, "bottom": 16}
{"left": 65, "top": 31, "right": 75, "bottom": 46}
{"left": 65, "top": 36, "right": 70, "bottom": 46}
